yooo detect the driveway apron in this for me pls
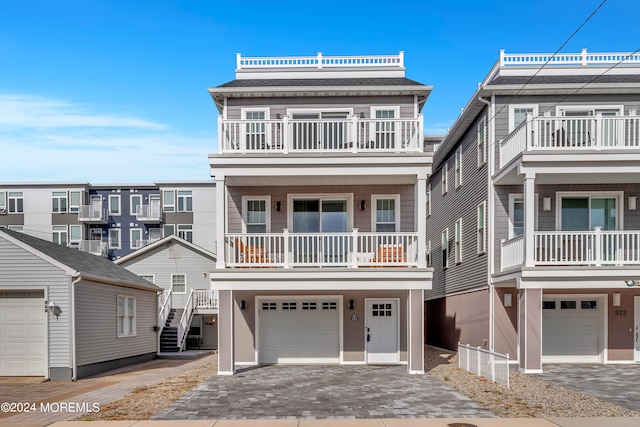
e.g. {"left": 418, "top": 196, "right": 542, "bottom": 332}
{"left": 153, "top": 365, "right": 496, "bottom": 419}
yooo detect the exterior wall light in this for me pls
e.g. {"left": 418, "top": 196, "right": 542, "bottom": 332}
{"left": 359, "top": 200, "right": 366, "bottom": 211}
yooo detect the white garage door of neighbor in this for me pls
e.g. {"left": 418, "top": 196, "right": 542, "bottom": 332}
{"left": 542, "top": 297, "right": 601, "bottom": 363}
{"left": 258, "top": 299, "right": 340, "bottom": 364}
{"left": 0, "top": 291, "right": 47, "bottom": 376}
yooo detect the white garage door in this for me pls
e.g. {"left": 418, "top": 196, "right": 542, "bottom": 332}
{"left": 542, "top": 297, "right": 601, "bottom": 363}
{"left": 258, "top": 298, "right": 340, "bottom": 364}
{"left": 0, "top": 291, "right": 46, "bottom": 376}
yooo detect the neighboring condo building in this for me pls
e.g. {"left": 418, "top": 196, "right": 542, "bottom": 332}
{"left": 426, "top": 49, "right": 640, "bottom": 372}
{"left": 209, "top": 52, "right": 433, "bottom": 374}
{"left": 0, "top": 181, "right": 216, "bottom": 260}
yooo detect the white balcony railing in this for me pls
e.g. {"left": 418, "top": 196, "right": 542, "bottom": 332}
{"left": 136, "top": 204, "right": 162, "bottom": 222}
{"left": 500, "top": 229, "right": 640, "bottom": 270}
{"left": 224, "top": 230, "right": 419, "bottom": 268}
{"left": 193, "top": 289, "right": 218, "bottom": 309}
{"left": 499, "top": 114, "right": 640, "bottom": 169}
{"left": 237, "top": 52, "right": 405, "bottom": 70}
{"left": 77, "top": 205, "right": 108, "bottom": 222}
{"left": 74, "top": 240, "right": 108, "bottom": 257}
{"left": 218, "top": 116, "right": 424, "bottom": 154}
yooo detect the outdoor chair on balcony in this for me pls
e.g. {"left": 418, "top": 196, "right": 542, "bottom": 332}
{"left": 235, "top": 238, "right": 272, "bottom": 268}
{"left": 370, "top": 244, "right": 405, "bottom": 267}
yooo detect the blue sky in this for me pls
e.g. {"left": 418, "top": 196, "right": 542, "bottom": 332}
{"left": 1, "top": 0, "right": 638, "bottom": 183}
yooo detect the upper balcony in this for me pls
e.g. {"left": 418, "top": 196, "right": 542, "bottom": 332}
{"left": 499, "top": 114, "right": 640, "bottom": 171}
{"left": 77, "top": 205, "right": 108, "bottom": 223}
{"left": 135, "top": 204, "right": 163, "bottom": 223}
{"left": 217, "top": 116, "right": 424, "bottom": 155}
{"left": 69, "top": 240, "right": 108, "bottom": 257}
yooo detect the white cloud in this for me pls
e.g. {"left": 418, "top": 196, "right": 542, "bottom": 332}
{"left": 0, "top": 93, "right": 214, "bottom": 182}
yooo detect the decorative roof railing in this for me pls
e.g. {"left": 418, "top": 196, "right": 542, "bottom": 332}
{"left": 236, "top": 52, "right": 404, "bottom": 70}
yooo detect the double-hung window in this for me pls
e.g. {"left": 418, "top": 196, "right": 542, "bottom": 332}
{"left": 455, "top": 219, "right": 462, "bottom": 264}
{"left": 372, "top": 195, "right": 400, "bottom": 232}
{"left": 69, "top": 225, "right": 82, "bottom": 244}
{"left": 69, "top": 191, "right": 82, "bottom": 213}
{"left": 130, "top": 194, "right": 142, "bottom": 216}
{"left": 441, "top": 163, "right": 449, "bottom": 195}
{"left": 243, "top": 108, "right": 269, "bottom": 150}
{"left": 426, "top": 183, "right": 431, "bottom": 217}
{"left": 455, "top": 147, "right": 463, "bottom": 188}
{"left": 117, "top": 296, "right": 136, "bottom": 337}
{"left": 163, "top": 190, "right": 175, "bottom": 212}
{"left": 477, "top": 201, "right": 487, "bottom": 254}
{"left": 52, "top": 191, "right": 68, "bottom": 213}
{"left": 477, "top": 116, "right": 487, "bottom": 167}
{"left": 8, "top": 192, "right": 23, "bottom": 213}
{"left": 442, "top": 228, "right": 449, "bottom": 269}
{"left": 371, "top": 106, "right": 400, "bottom": 149}
{"left": 243, "top": 196, "right": 270, "bottom": 233}
{"left": 0, "top": 192, "right": 6, "bottom": 212}
{"left": 509, "top": 105, "right": 539, "bottom": 132}
{"left": 171, "top": 274, "right": 186, "bottom": 294}
{"left": 130, "top": 228, "right": 143, "bottom": 249}
{"left": 108, "top": 228, "right": 121, "bottom": 250}
{"left": 177, "top": 191, "right": 193, "bottom": 212}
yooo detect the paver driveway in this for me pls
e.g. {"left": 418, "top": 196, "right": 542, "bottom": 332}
{"left": 154, "top": 364, "right": 496, "bottom": 420}
{"left": 536, "top": 364, "right": 640, "bottom": 413}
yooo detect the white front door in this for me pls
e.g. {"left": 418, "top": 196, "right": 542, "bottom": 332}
{"left": 634, "top": 297, "right": 640, "bottom": 362}
{"left": 365, "top": 299, "right": 399, "bottom": 364}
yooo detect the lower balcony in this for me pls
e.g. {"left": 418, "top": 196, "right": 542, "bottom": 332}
{"left": 501, "top": 229, "right": 640, "bottom": 270}
{"left": 223, "top": 231, "right": 420, "bottom": 268}
{"left": 70, "top": 240, "right": 108, "bottom": 257}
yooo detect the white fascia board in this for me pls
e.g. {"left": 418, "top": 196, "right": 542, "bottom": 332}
{"left": 210, "top": 269, "right": 432, "bottom": 291}
{"left": 519, "top": 267, "right": 640, "bottom": 289}
{"left": 499, "top": 67, "right": 640, "bottom": 77}
{"left": 208, "top": 85, "right": 432, "bottom": 97}
{"left": 484, "top": 83, "right": 640, "bottom": 96}
{"left": 209, "top": 153, "right": 432, "bottom": 168}
{"left": 234, "top": 69, "right": 407, "bottom": 79}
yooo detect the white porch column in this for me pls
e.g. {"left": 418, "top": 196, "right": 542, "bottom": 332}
{"left": 215, "top": 177, "right": 226, "bottom": 269}
{"left": 217, "top": 290, "right": 235, "bottom": 375}
{"left": 416, "top": 177, "right": 427, "bottom": 268}
{"left": 408, "top": 289, "right": 425, "bottom": 374}
{"left": 523, "top": 173, "right": 536, "bottom": 267}
{"left": 518, "top": 285, "right": 542, "bottom": 373}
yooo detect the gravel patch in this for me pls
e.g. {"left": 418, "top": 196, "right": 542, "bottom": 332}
{"left": 425, "top": 346, "right": 639, "bottom": 418}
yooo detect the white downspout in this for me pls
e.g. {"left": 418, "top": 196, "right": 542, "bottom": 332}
{"left": 477, "top": 94, "right": 495, "bottom": 350}
{"left": 71, "top": 274, "right": 81, "bottom": 381}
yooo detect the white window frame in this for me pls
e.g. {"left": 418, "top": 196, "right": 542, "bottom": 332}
{"left": 426, "top": 183, "right": 431, "bottom": 217}
{"left": 130, "top": 194, "right": 143, "bottom": 216}
{"left": 441, "top": 163, "right": 448, "bottom": 195}
{"left": 426, "top": 240, "right": 432, "bottom": 267}
{"left": 508, "top": 194, "right": 539, "bottom": 239}
{"left": 288, "top": 108, "right": 353, "bottom": 150}
{"left": 241, "top": 195, "right": 271, "bottom": 233}
{"left": 555, "top": 105, "right": 623, "bottom": 117}
{"left": 370, "top": 106, "right": 400, "bottom": 149}
{"left": 371, "top": 194, "right": 401, "bottom": 232}
{"left": 8, "top": 192, "right": 23, "bottom": 214}
{"left": 177, "top": 190, "right": 193, "bottom": 212}
{"left": 69, "top": 224, "right": 83, "bottom": 243}
{"left": 455, "top": 146, "right": 463, "bottom": 188}
{"left": 117, "top": 295, "right": 136, "bottom": 337}
{"left": 477, "top": 116, "right": 487, "bottom": 167}
{"left": 52, "top": 191, "right": 68, "bottom": 213}
{"left": 69, "top": 191, "right": 82, "bottom": 213}
{"left": 508, "top": 104, "right": 539, "bottom": 133}
{"left": 130, "top": 228, "right": 143, "bottom": 249}
{"left": 477, "top": 201, "right": 487, "bottom": 254}
{"left": 287, "top": 193, "right": 354, "bottom": 232}
{"left": 171, "top": 273, "right": 187, "bottom": 294}
{"left": 139, "top": 274, "right": 155, "bottom": 284}
{"left": 108, "top": 195, "right": 121, "bottom": 216}
{"left": 0, "top": 191, "right": 6, "bottom": 212}
{"left": 442, "top": 228, "right": 449, "bottom": 269}
{"left": 241, "top": 107, "right": 271, "bottom": 149}
{"left": 52, "top": 225, "right": 68, "bottom": 246}
{"left": 455, "top": 218, "right": 462, "bottom": 264}
{"left": 177, "top": 224, "right": 193, "bottom": 242}
{"left": 108, "top": 228, "right": 121, "bottom": 250}
{"left": 163, "top": 190, "right": 175, "bottom": 212}
{"left": 555, "top": 191, "right": 623, "bottom": 231}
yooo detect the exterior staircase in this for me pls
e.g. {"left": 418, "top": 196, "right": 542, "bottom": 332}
{"left": 159, "top": 308, "right": 183, "bottom": 352}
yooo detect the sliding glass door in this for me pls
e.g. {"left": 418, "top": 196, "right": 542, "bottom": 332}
{"left": 292, "top": 198, "right": 349, "bottom": 264}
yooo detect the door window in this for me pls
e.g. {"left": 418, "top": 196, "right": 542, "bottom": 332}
{"left": 561, "top": 197, "right": 617, "bottom": 231}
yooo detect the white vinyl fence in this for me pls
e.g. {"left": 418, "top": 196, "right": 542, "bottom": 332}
{"left": 458, "top": 343, "right": 510, "bottom": 388}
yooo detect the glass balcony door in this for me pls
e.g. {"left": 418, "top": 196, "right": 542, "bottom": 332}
{"left": 292, "top": 199, "right": 349, "bottom": 265}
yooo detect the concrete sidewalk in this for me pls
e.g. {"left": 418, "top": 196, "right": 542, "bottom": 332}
{"left": 46, "top": 417, "right": 640, "bottom": 426}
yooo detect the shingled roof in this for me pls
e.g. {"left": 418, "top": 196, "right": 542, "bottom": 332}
{"left": 0, "top": 228, "right": 161, "bottom": 292}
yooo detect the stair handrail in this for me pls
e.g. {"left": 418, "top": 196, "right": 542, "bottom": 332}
{"left": 177, "top": 288, "right": 196, "bottom": 351}
{"left": 158, "top": 289, "right": 172, "bottom": 330}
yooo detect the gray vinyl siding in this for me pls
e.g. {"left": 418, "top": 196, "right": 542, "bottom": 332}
{"left": 226, "top": 185, "right": 416, "bottom": 234}
{"left": 118, "top": 241, "right": 216, "bottom": 308}
{"left": 426, "top": 110, "right": 489, "bottom": 299}
{"left": 226, "top": 95, "right": 417, "bottom": 119}
{"left": 74, "top": 281, "right": 157, "bottom": 366}
{"left": 0, "top": 238, "right": 71, "bottom": 369}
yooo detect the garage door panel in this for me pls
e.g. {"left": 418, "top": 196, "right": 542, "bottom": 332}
{"left": 259, "top": 298, "right": 340, "bottom": 364}
{"left": 0, "top": 291, "right": 46, "bottom": 376}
